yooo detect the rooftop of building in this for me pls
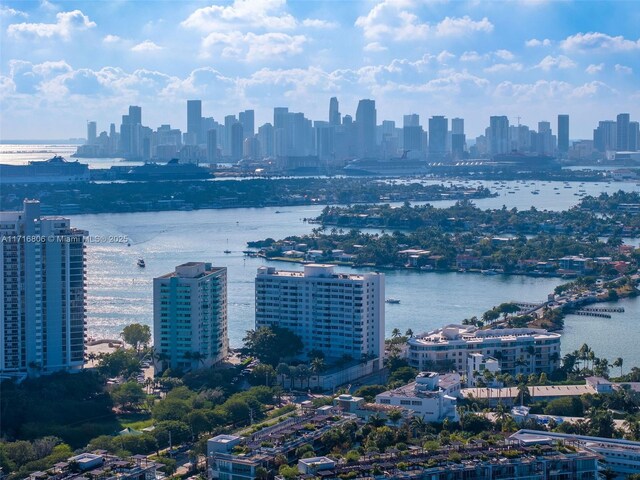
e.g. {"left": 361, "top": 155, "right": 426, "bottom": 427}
{"left": 377, "top": 373, "right": 459, "bottom": 399}
{"left": 209, "top": 434, "right": 241, "bottom": 444}
{"left": 461, "top": 383, "right": 596, "bottom": 400}
{"left": 157, "top": 262, "right": 225, "bottom": 279}
{"left": 285, "top": 440, "right": 597, "bottom": 480}
{"left": 410, "top": 324, "right": 560, "bottom": 346}
{"left": 511, "top": 429, "right": 640, "bottom": 453}
{"left": 257, "top": 264, "right": 378, "bottom": 281}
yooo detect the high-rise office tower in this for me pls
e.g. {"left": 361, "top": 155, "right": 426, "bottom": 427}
{"left": 258, "top": 123, "right": 275, "bottom": 157}
{"left": 329, "top": 97, "right": 341, "bottom": 126}
{"left": 230, "top": 122, "right": 244, "bottom": 160}
{"left": 558, "top": 115, "right": 569, "bottom": 153}
{"left": 223, "top": 115, "right": 236, "bottom": 156}
{"left": 403, "top": 125, "right": 423, "bottom": 154}
{"left": 315, "top": 121, "right": 334, "bottom": 161}
{"left": 207, "top": 129, "right": 218, "bottom": 162}
{"left": 255, "top": 265, "right": 385, "bottom": 369}
{"left": 86, "top": 121, "right": 97, "bottom": 145}
{"left": 617, "top": 113, "right": 630, "bottom": 151}
{"left": 489, "top": 116, "right": 509, "bottom": 156}
{"left": 594, "top": 121, "right": 617, "bottom": 152}
{"left": 451, "top": 118, "right": 464, "bottom": 135}
{"left": 428, "top": 116, "right": 448, "bottom": 159}
{"left": 403, "top": 114, "right": 420, "bottom": 128}
{"left": 187, "top": 100, "right": 202, "bottom": 145}
{"left": 239, "top": 110, "right": 255, "bottom": 140}
{"left": 355, "top": 99, "right": 377, "bottom": 158}
{"left": 537, "top": 121, "right": 554, "bottom": 155}
{"left": 451, "top": 118, "right": 465, "bottom": 159}
{"left": 1, "top": 200, "right": 87, "bottom": 378}
{"left": 153, "top": 262, "right": 228, "bottom": 372}
{"left": 629, "top": 122, "right": 639, "bottom": 152}
{"left": 128, "top": 105, "right": 142, "bottom": 126}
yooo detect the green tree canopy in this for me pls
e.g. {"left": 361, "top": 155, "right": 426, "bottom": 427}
{"left": 122, "top": 323, "right": 152, "bottom": 351}
{"left": 242, "top": 326, "right": 303, "bottom": 366}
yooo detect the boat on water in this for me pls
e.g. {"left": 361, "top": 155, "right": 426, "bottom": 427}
{"left": 385, "top": 298, "right": 401, "bottom": 304}
{"left": 137, "top": 259, "right": 145, "bottom": 268}
{"left": 224, "top": 250, "right": 232, "bottom": 254}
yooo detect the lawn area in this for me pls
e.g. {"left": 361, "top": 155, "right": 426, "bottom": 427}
{"left": 118, "top": 412, "right": 154, "bottom": 430}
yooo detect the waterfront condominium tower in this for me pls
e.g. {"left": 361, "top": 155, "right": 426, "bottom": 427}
{"left": 153, "top": 262, "right": 228, "bottom": 372}
{"left": 0, "top": 200, "right": 87, "bottom": 378}
{"left": 255, "top": 264, "right": 385, "bottom": 369}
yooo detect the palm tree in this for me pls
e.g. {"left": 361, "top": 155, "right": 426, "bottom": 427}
{"left": 367, "top": 413, "right": 386, "bottom": 428}
{"left": 297, "top": 364, "right": 311, "bottom": 389}
{"left": 310, "top": 357, "right": 325, "bottom": 389}
{"left": 613, "top": 357, "right": 624, "bottom": 377}
{"left": 391, "top": 328, "right": 401, "bottom": 338}
{"left": 276, "top": 363, "right": 291, "bottom": 389}
{"left": 387, "top": 408, "right": 403, "bottom": 427}
{"left": 516, "top": 383, "right": 531, "bottom": 406}
{"left": 410, "top": 415, "right": 427, "bottom": 438}
{"left": 405, "top": 328, "right": 414, "bottom": 338}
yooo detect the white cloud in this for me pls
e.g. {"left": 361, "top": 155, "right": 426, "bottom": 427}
{"left": 437, "top": 50, "right": 455, "bottom": 63}
{"left": 494, "top": 49, "right": 515, "bottom": 61}
{"left": 434, "top": 16, "right": 493, "bottom": 37}
{"left": 131, "top": 40, "right": 163, "bottom": 53}
{"left": 301, "top": 18, "right": 337, "bottom": 29}
{"left": 525, "top": 38, "right": 551, "bottom": 47}
{"left": 239, "top": 66, "right": 341, "bottom": 100}
{"left": 460, "top": 51, "right": 485, "bottom": 62}
{"left": 0, "top": 6, "right": 28, "bottom": 17}
{"left": 201, "top": 31, "right": 306, "bottom": 61}
{"left": 536, "top": 55, "right": 576, "bottom": 71}
{"left": 615, "top": 64, "right": 633, "bottom": 74}
{"left": 181, "top": 0, "right": 297, "bottom": 32}
{"left": 484, "top": 63, "right": 523, "bottom": 73}
{"left": 494, "top": 79, "right": 615, "bottom": 101}
{"left": 585, "top": 63, "right": 604, "bottom": 75}
{"left": 103, "top": 34, "right": 121, "bottom": 44}
{"left": 355, "top": 1, "right": 492, "bottom": 41}
{"left": 7, "top": 10, "right": 95, "bottom": 39}
{"left": 364, "top": 42, "right": 387, "bottom": 52}
{"left": 561, "top": 32, "right": 640, "bottom": 52}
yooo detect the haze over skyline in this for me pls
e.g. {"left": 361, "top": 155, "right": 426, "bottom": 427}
{"left": 1, "top": 0, "right": 639, "bottom": 140}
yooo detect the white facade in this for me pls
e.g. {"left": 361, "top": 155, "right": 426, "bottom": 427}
{"left": 408, "top": 324, "right": 561, "bottom": 376}
{"left": 0, "top": 200, "right": 87, "bottom": 378}
{"left": 467, "top": 352, "right": 501, "bottom": 387}
{"left": 255, "top": 265, "right": 384, "bottom": 368}
{"left": 375, "top": 372, "right": 460, "bottom": 422}
{"left": 154, "top": 262, "right": 228, "bottom": 371}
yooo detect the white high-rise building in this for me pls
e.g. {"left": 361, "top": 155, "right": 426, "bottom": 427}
{"left": 255, "top": 264, "right": 385, "bottom": 368}
{"left": 0, "top": 200, "right": 87, "bottom": 378}
{"left": 153, "top": 262, "right": 228, "bottom": 372}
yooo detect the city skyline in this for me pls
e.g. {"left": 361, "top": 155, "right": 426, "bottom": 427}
{"left": 1, "top": 0, "right": 639, "bottom": 139}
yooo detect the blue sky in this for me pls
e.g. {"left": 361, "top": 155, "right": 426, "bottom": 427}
{"left": 1, "top": 0, "right": 639, "bottom": 139}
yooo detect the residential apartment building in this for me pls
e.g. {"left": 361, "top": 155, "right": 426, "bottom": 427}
{"left": 1, "top": 199, "right": 87, "bottom": 378}
{"left": 255, "top": 264, "right": 384, "bottom": 368}
{"left": 153, "top": 262, "right": 228, "bottom": 371}
{"left": 512, "top": 430, "right": 640, "bottom": 478}
{"left": 375, "top": 372, "right": 461, "bottom": 422}
{"left": 408, "top": 325, "right": 561, "bottom": 376}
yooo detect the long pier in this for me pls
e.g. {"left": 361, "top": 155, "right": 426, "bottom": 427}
{"left": 576, "top": 306, "right": 624, "bottom": 313}
{"left": 572, "top": 310, "right": 612, "bottom": 318}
